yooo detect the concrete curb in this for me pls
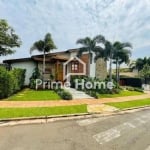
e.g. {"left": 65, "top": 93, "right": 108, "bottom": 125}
{"left": 0, "top": 106, "right": 150, "bottom": 127}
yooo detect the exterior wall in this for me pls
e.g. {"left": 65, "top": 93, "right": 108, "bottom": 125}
{"left": 38, "top": 62, "right": 55, "bottom": 80}
{"left": 11, "top": 61, "right": 37, "bottom": 85}
{"left": 80, "top": 53, "right": 89, "bottom": 76}
{"left": 89, "top": 52, "right": 96, "bottom": 78}
{"left": 95, "top": 58, "right": 107, "bottom": 80}
{"left": 70, "top": 51, "right": 77, "bottom": 57}
{"left": 7, "top": 50, "right": 107, "bottom": 86}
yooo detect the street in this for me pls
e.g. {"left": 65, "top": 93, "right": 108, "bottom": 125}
{"left": 0, "top": 109, "right": 150, "bottom": 150}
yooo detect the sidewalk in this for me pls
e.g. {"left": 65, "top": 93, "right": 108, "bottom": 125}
{"left": 0, "top": 92, "right": 149, "bottom": 108}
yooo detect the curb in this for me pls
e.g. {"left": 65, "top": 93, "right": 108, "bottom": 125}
{"left": 0, "top": 106, "right": 150, "bottom": 127}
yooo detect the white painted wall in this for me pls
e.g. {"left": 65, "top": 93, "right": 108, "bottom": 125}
{"left": 70, "top": 51, "right": 77, "bottom": 57}
{"left": 89, "top": 52, "right": 96, "bottom": 78}
{"left": 11, "top": 61, "right": 36, "bottom": 85}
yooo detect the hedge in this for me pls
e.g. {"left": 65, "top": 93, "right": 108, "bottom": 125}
{"left": 0, "top": 67, "right": 26, "bottom": 99}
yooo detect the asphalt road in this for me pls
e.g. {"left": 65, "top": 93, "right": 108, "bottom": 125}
{"left": 0, "top": 109, "right": 150, "bottom": 150}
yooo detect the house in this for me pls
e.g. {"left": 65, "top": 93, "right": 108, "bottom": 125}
{"left": 3, "top": 49, "right": 107, "bottom": 85}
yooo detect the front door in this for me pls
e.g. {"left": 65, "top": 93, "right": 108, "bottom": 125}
{"left": 55, "top": 62, "right": 63, "bottom": 81}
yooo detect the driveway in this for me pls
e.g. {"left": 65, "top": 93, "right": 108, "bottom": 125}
{"left": 0, "top": 109, "right": 150, "bottom": 150}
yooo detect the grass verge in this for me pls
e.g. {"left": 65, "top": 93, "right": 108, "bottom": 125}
{"left": 99, "top": 90, "right": 144, "bottom": 98}
{"left": 107, "top": 98, "right": 150, "bottom": 110}
{"left": 0, "top": 105, "right": 87, "bottom": 119}
{"left": 6, "top": 89, "right": 61, "bottom": 101}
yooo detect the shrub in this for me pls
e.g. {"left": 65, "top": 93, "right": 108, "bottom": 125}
{"left": 134, "top": 87, "right": 144, "bottom": 93}
{"left": 89, "top": 91, "right": 99, "bottom": 99}
{"left": 61, "top": 90, "right": 73, "bottom": 100}
{"left": 124, "top": 86, "right": 144, "bottom": 93}
{"left": 0, "top": 67, "right": 12, "bottom": 98}
{"left": 0, "top": 67, "right": 26, "bottom": 99}
{"left": 29, "top": 67, "right": 41, "bottom": 89}
{"left": 54, "top": 88, "right": 72, "bottom": 100}
{"left": 126, "top": 86, "right": 135, "bottom": 91}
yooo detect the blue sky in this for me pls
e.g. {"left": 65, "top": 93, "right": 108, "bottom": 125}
{"left": 0, "top": 0, "right": 150, "bottom": 62}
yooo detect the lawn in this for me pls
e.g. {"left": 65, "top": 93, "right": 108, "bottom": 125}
{"left": 6, "top": 89, "right": 61, "bottom": 101}
{"left": 99, "top": 90, "right": 144, "bottom": 98}
{"left": 0, "top": 105, "right": 87, "bottom": 119}
{"left": 107, "top": 98, "right": 150, "bottom": 110}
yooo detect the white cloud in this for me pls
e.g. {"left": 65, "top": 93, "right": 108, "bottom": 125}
{"left": 0, "top": 0, "right": 150, "bottom": 61}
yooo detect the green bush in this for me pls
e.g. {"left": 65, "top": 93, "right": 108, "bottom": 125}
{"left": 61, "top": 90, "right": 73, "bottom": 100}
{"left": 0, "top": 67, "right": 12, "bottom": 98}
{"left": 29, "top": 67, "right": 41, "bottom": 89}
{"left": 126, "top": 86, "right": 135, "bottom": 91}
{"left": 134, "top": 87, "right": 144, "bottom": 93}
{"left": 87, "top": 91, "right": 99, "bottom": 99}
{"left": 0, "top": 67, "right": 26, "bottom": 99}
{"left": 70, "top": 76, "right": 122, "bottom": 96}
{"left": 54, "top": 88, "right": 72, "bottom": 100}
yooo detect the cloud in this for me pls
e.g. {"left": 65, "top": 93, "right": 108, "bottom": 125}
{"left": 0, "top": 0, "right": 150, "bottom": 61}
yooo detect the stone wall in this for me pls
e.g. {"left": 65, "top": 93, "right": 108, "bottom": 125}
{"left": 95, "top": 58, "right": 107, "bottom": 80}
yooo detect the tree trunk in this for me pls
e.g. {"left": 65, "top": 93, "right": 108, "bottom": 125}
{"left": 118, "top": 64, "right": 120, "bottom": 85}
{"left": 43, "top": 51, "right": 46, "bottom": 81}
{"left": 116, "top": 58, "right": 119, "bottom": 88}
{"left": 109, "top": 52, "right": 113, "bottom": 81}
{"left": 116, "top": 60, "right": 117, "bottom": 81}
{"left": 88, "top": 50, "right": 92, "bottom": 77}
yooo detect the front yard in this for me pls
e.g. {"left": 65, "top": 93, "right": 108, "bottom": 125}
{"left": 4, "top": 88, "right": 145, "bottom": 101}
{"left": 99, "top": 90, "right": 144, "bottom": 98}
{"left": 107, "top": 98, "right": 150, "bottom": 110}
{"left": 6, "top": 89, "right": 61, "bottom": 101}
{"left": 0, "top": 105, "right": 87, "bottom": 119}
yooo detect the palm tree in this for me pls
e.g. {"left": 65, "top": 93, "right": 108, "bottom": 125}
{"left": 135, "top": 57, "right": 150, "bottom": 71}
{"left": 112, "top": 42, "right": 132, "bottom": 84}
{"left": 30, "top": 33, "right": 56, "bottom": 80}
{"left": 76, "top": 35, "right": 105, "bottom": 77}
{"left": 91, "top": 40, "right": 132, "bottom": 83}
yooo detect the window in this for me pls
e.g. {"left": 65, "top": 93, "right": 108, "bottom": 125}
{"left": 71, "top": 61, "right": 79, "bottom": 72}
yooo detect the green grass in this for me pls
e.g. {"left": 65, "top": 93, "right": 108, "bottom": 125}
{"left": 6, "top": 89, "right": 61, "bottom": 101}
{"left": 99, "top": 90, "right": 144, "bottom": 98}
{"left": 107, "top": 99, "right": 150, "bottom": 110}
{"left": 0, "top": 105, "right": 87, "bottom": 119}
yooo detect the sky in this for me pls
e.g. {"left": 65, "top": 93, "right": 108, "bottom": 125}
{"left": 0, "top": 0, "right": 150, "bottom": 62}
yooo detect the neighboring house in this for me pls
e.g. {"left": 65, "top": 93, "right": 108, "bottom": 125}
{"left": 3, "top": 49, "right": 107, "bottom": 85}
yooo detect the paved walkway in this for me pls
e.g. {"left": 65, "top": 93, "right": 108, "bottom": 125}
{"left": 64, "top": 88, "right": 93, "bottom": 99}
{"left": 0, "top": 92, "right": 149, "bottom": 108}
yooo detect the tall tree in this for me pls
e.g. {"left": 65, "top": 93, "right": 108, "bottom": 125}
{"left": 0, "top": 19, "right": 21, "bottom": 56}
{"left": 76, "top": 35, "right": 105, "bottom": 77}
{"left": 113, "top": 42, "right": 132, "bottom": 83}
{"left": 140, "top": 64, "right": 150, "bottom": 79}
{"left": 135, "top": 57, "right": 150, "bottom": 71}
{"left": 30, "top": 33, "right": 56, "bottom": 80}
{"left": 94, "top": 40, "right": 115, "bottom": 81}
{"left": 96, "top": 41, "right": 132, "bottom": 82}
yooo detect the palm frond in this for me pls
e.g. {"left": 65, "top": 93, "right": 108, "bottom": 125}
{"left": 76, "top": 37, "right": 91, "bottom": 47}
{"left": 44, "top": 33, "right": 57, "bottom": 52}
{"left": 30, "top": 40, "right": 44, "bottom": 54}
{"left": 93, "top": 35, "right": 105, "bottom": 43}
{"left": 77, "top": 47, "right": 88, "bottom": 57}
{"left": 121, "top": 42, "right": 132, "bottom": 49}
